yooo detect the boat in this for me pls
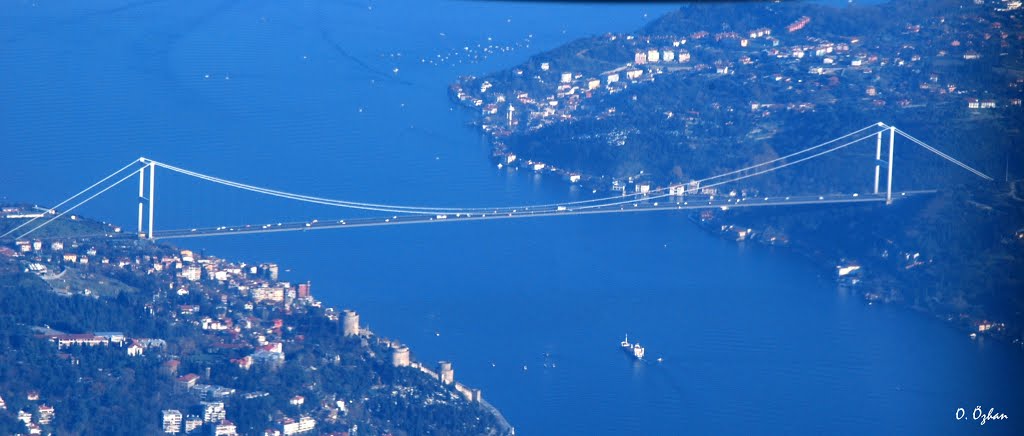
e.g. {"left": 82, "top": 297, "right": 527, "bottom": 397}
{"left": 620, "top": 334, "right": 645, "bottom": 360}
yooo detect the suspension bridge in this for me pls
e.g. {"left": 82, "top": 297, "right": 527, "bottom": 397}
{"left": 1, "top": 122, "right": 993, "bottom": 242}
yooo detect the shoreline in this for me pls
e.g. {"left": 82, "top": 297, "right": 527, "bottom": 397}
{"left": 0, "top": 207, "right": 515, "bottom": 435}
{"left": 449, "top": 119, "right": 1023, "bottom": 351}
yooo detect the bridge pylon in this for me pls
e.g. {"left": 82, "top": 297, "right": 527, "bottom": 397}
{"left": 138, "top": 159, "right": 156, "bottom": 240}
{"left": 872, "top": 124, "right": 897, "bottom": 204}
{"left": 886, "top": 125, "right": 895, "bottom": 204}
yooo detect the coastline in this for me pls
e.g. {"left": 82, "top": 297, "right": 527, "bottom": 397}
{"left": 0, "top": 209, "right": 515, "bottom": 435}
{"left": 448, "top": 105, "right": 1023, "bottom": 349}
{"left": 445, "top": 0, "right": 1024, "bottom": 351}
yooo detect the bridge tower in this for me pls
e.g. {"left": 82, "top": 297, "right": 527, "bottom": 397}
{"left": 873, "top": 125, "right": 897, "bottom": 204}
{"left": 137, "top": 159, "right": 156, "bottom": 239}
{"left": 886, "top": 125, "right": 895, "bottom": 204}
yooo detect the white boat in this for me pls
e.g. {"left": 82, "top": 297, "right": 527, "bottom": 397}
{"left": 620, "top": 334, "right": 645, "bottom": 360}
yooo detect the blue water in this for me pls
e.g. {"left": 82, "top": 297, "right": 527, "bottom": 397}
{"left": 1, "top": 1, "right": 1021, "bottom": 434}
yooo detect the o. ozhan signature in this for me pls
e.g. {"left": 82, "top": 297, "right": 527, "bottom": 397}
{"left": 956, "top": 406, "right": 1009, "bottom": 426}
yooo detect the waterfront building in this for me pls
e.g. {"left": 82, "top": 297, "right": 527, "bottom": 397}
{"left": 454, "top": 382, "right": 483, "bottom": 403}
{"left": 439, "top": 361, "right": 454, "bottom": 385}
{"left": 392, "top": 344, "right": 411, "bottom": 367}
{"left": 342, "top": 309, "right": 360, "bottom": 336}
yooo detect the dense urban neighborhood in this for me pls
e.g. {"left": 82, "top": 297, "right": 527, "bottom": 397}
{"left": 0, "top": 208, "right": 511, "bottom": 436}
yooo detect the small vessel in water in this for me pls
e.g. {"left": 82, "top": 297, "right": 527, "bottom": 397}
{"left": 620, "top": 334, "right": 645, "bottom": 360}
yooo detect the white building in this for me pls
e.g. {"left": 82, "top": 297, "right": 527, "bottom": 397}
{"left": 202, "top": 402, "right": 226, "bottom": 423}
{"left": 280, "top": 416, "right": 316, "bottom": 435}
{"left": 183, "top": 265, "right": 202, "bottom": 281}
{"left": 37, "top": 405, "right": 54, "bottom": 425}
{"left": 184, "top": 415, "right": 204, "bottom": 433}
{"left": 127, "top": 342, "right": 145, "bottom": 357}
{"left": 163, "top": 410, "right": 183, "bottom": 434}
{"left": 212, "top": 420, "right": 238, "bottom": 436}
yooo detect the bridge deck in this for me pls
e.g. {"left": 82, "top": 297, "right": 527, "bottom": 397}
{"left": 151, "top": 190, "right": 935, "bottom": 240}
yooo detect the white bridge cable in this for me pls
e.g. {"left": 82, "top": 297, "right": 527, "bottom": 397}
{"left": 152, "top": 162, "right": 460, "bottom": 215}
{"left": 154, "top": 160, "right": 650, "bottom": 213}
{"left": 146, "top": 124, "right": 890, "bottom": 214}
{"left": 696, "top": 122, "right": 889, "bottom": 183}
{"left": 17, "top": 167, "right": 146, "bottom": 240}
{"left": 572, "top": 130, "right": 882, "bottom": 211}
{"left": 891, "top": 127, "right": 994, "bottom": 181}
{"left": 1, "top": 159, "right": 145, "bottom": 239}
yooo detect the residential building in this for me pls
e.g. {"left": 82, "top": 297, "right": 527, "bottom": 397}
{"left": 54, "top": 334, "right": 109, "bottom": 349}
{"left": 211, "top": 419, "right": 238, "bottom": 436}
{"left": 37, "top": 404, "right": 54, "bottom": 424}
{"left": 183, "top": 415, "right": 204, "bottom": 433}
{"left": 128, "top": 341, "right": 145, "bottom": 356}
{"left": 202, "top": 402, "right": 226, "bottom": 423}
{"left": 279, "top": 416, "right": 316, "bottom": 435}
{"left": 163, "top": 410, "right": 183, "bottom": 434}
{"left": 177, "top": 374, "right": 200, "bottom": 391}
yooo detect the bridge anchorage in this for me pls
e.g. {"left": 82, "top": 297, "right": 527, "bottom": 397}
{"left": 1, "top": 122, "right": 993, "bottom": 242}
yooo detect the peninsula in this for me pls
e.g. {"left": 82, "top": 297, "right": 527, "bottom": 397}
{"left": 0, "top": 207, "right": 514, "bottom": 435}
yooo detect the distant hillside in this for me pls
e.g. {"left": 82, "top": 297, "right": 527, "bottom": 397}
{"left": 451, "top": 0, "right": 1024, "bottom": 344}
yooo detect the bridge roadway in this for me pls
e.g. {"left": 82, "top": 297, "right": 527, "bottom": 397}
{"left": 151, "top": 190, "right": 936, "bottom": 240}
